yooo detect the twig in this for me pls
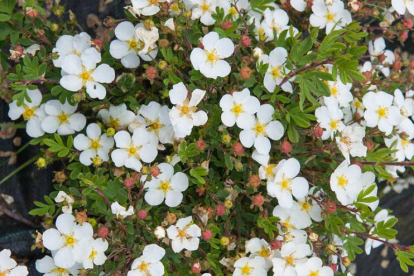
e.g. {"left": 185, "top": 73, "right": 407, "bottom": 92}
{"left": 0, "top": 203, "right": 36, "bottom": 227}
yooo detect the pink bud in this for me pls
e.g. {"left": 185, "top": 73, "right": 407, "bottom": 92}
{"left": 124, "top": 177, "right": 135, "bottom": 188}
{"left": 281, "top": 141, "right": 292, "bottom": 154}
{"left": 327, "top": 201, "right": 336, "bottom": 214}
{"left": 393, "top": 60, "right": 402, "bottom": 71}
{"left": 137, "top": 210, "right": 147, "bottom": 220}
{"left": 314, "top": 126, "right": 323, "bottom": 138}
{"left": 196, "top": 139, "right": 206, "bottom": 150}
{"left": 98, "top": 226, "right": 109, "bottom": 238}
{"left": 215, "top": 205, "right": 226, "bottom": 216}
{"left": 192, "top": 262, "right": 202, "bottom": 274}
{"left": 253, "top": 195, "right": 265, "bottom": 206}
{"left": 202, "top": 229, "right": 212, "bottom": 241}
{"left": 233, "top": 142, "right": 245, "bottom": 156}
{"left": 240, "top": 35, "right": 251, "bottom": 47}
{"left": 400, "top": 31, "right": 408, "bottom": 42}
{"left": 404, "top": 18, "right": 413, "bottom": 29}
{"left": 222, "top": 21, "right": 233, "bottom": 30}
{"left": 379, "top": 54, "right": 386, "bottom": 63}
{"left": 329, "top": 263, "right": 338, "bottom": 272}
{"left": 270, "top": 240, "right": 282, "bottom": 250}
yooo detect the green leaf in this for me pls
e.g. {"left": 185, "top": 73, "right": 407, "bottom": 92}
{"left": 287, "top": 124, "right": 299, "bottom": 143}
{"left": 0, "top": 14, "right": 11, "bottom": 21}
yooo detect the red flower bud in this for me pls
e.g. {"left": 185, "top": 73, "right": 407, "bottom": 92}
{"left": 215, "top": 205, "right": 226, "bottom": 216}
{"left": 15, "top": 45, "right": 24, "bottom": 54}
{"left": 222, "top": 21, "right": 233, "bottom": 30}
{"left": 202, "top": 229, "right": 212, "bottom": 241}
{"left": 150, "top": 166, "right": 160, "bottom": 177}
{"left": 233, "top": 142, "right": 245, "bottom": 156}
{"left": 124, "top": 177, "right": 135, "bottom": 188}
{"left": 378, "top": 54, "right": 386, "bottom": 63}
{"left": 327, "top": 201, "right": 336, "bottom": 214}
{"left": 146, "top": 66, "right": 158, "bottom": 80}
{"left": 253, "top": 195, "right": 264, "bottom": 206}
{"left": 137, "top": 210, "right": 147, "bottom": 220}
{"left": 400, "top": 31, "right": 409, "bottom": 42}
{"left": 249, "top": 175, "right": 261, "bottom": 188}
{"left": 270, "top": 240, "right": 282, "bottom": 250}
{"left": 393, "top": 60, "right": 402, "bottom": 71}
{"left": 404, "top": 18, "right": 413, "bottom": 29}
{"left": 240, "top": 66, "right": 252, "bottom": 79}
{"left": 410, "top": 60, "right": 414, "bottom": 69}
{"left": 281, "top": 141, "right": 292, "bottom": 154}
{"left": 329, "top": 263, "right": 338, "bottom": 272}
{"left": 240, "top": 35, "right": 251, "bottom": 47}
{"left": 314, "top": 126, "right": 323, "bottom": 138}
{"left": 364, "top": 140, "right": 374, "bottom": 151}
{"left": 196, "top": 139, "right": 206, "bottom": 150}
{"left": 26, "top": 7, "right": 39, "bottom": 18}
{"left": 98, "top": 226, "right": 109, "bottom": 238}
{"left": 192, "top": 262, "right": 202, "bottom": 274}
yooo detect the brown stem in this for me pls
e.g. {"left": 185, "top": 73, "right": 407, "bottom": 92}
{"left": 343, "top": 228, "right": 411, "bottom": 251}
{"left": 95, "top": 189, "right": 127, "bottom": 235}
{"left": 0, "top": 203, "right": 36, "bottom": 227}
{"left": 16, "top": 79, "right": 59, "bottom": 85}
{"left": 9, "top": 20, "right": 53, "bottom": 47}
{"left": 278, "top": 60, "right": 331, "bottom": 88}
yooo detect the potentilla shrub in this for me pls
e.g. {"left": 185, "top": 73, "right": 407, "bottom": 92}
{"left": 2, "top": 0, "right": 414, "bottom": 275}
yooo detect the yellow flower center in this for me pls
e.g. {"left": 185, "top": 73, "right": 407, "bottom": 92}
{"left": 330, "top": 87, "right": 338, "bottom": 96}
{"left": 401, "top": 139, "right": 409, "bottom": 148}
{"left": 266, "top": 166, "right": 274, "bottom": 175}
{"left": 254, "top": 122, "right": 266, "bottom": 135}
{"left": 0, "top": 273, "right": 5, "bottom": 276}
{"left": 330, "top": 119, "right": 339, "bottom": 130}
{"left": 129, "top": 147, "right": 137, "bottom": 154}
{"left": 229, "top": 7, "right": 237, "bottom": 16}
{"left": 152, "top": 122, "right": 160, "bottom": 129}
{"left": 139, "top": 262, "right": 149, "bottom": 271}
{"left": 171, "top": 4, "right": 180, "bottom": 12}
{"left": 241, "top": 265, "right": 251, "bottom": 275}
{"left": 130, "top": 41, "right": 138, "bottom": 49}
{"left": 271, "top": 67, "right": 281, "bottom": 79}
{"left": 259, "top": 247, "right": 270, "bottom": 257}
{"left": 354, "top": 100, "right": 361, "bottom": 109}
{"left": 201, "top": 3, "right": 210, "bottom": 12}
{"left": 377, "top": 106, "right": 388, "bottom": 118}
{"left": 232, "top": 104, "right": 243, "bottom": 115}
{"left": 179, "top": 230, "right": 186, "bottom": 238}
{"left": 109, "top": 118, "right": 120, "bottom": 128}
{"left": 327, "top": 13, "right": 334, "bottom": 21}
{"left": 310, "top": 271, "right": 319, "bottom": 276}
{"left": 92, "top": 156, "right": 102, "bottom": 166}
{"left": 159, "top": 180, "right": 171, "bottom": 193}
{"left": 89, "top": 249, "right": 97, "bottom": 260}
{"left": 301, "top": 201, "right": 310, "bottom": 211}
{"left": 91, "top": 140, "right": 100, "bottom": 150}
{"left": 23, "top": 108, "right": 35, "bottom": 120}
{"left": 81, "top": 72, "right": 90, "bottom": 80}
{"left": 206, "top": 49, "right": 219, "bottom": 64}
{"left": 280, "top": 176, "right": 292, "bottom": 190}
{"left": 285, "top": 255, "right": 294, "bottom": 265}
{"left": 181, "top": 106, "right": 190, "bottom": 114}
{"left": 57, "top": 268, "right": 65, "bottom": 273}
{"left": 58, "top": 113, "right": 68, "bottom": 123}
{"left": 149, "top": 0, "right": 158, "bottom": 5}
{"left": 337, "top": 175, "right": 348, "bottom": 187}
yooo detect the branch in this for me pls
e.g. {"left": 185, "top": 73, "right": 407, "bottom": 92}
{"left": 278, "top": 60, "right": 331, "bottom": 88}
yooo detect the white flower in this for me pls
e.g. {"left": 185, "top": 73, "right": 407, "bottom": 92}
{"left": 239, "top": 104, "right": 284, "bottom": 155}
{"left": 190, "top": 32, "right": 234, "bottom": 79}
{"left": 36, "top": 255, "right": 80, "bottom": 276}
{"left": 8, "top": 88, "right": 46, "bottom": 138}
{"left": 0, "top": 249, "right": 28, "bottom": 276}
{"left": 324, "top": 78, "right": 353, "bottom": 108}
{"left": 267, "top": 158, "right": 309, "bottom": 208}
{"left": 335, "top": 125, "right": 367, "bottom": 163}
{"left": 74, "top": 123, "right": 114, "bottom": 166}
{"left": 296, "top": 196, "right": 323, "bottom": 222}
{"left": 365, "top": 210, "right": 394, "bottom": 255}
{"left": 310, "top": 0, "right": 352, "bottom": 33}
{"left": 169, "top": 82, "right": 208, "bottom": 138}
{"left": 52, "top": 32, "right": 91, "bottom": 68}
{"left": 368, "top": 37, "right": 386, "bottom": 59}
{"left": 137, "top": 101, "right": 174, "bottom": 144}
{"left": 154, "top": 226, "right": 166, "bottom": 239}
{"left": 98, "top": 103, "right": 136, "bottom": 129}
{"left": 273, "top": 202, "right": 312, "bottom": 230}
{"left": 259, "top": 163, "right": 278, "bottom": 181}
{"left": 261, "top": 8, "right": 297, "bottom": 42}
{"left": 55, "top": 191, "right": 74, "bottom": 214}
{"left": 233, "top": 256, "right": 268, "bottom": 276}
{"left": 363, "top": 91, "right": 402, "bottom": 135}
{"left": 272, "top": 242, "right": 312, "bottom": 275}
{"left": 261, "top": 47, "right": 292, "bottom": 93}
{"left": 330, "top": 161, "right": 362, "bottom": 205}
{"left": 131, "top": 0, "right": 166, "bottom": 16}
{"left": 392, "top": 0, "right": 414, "bottom": 15}
{"left": 190, "top": 0, "right": 219, "bottom": 26}
{"left": 296, "top": 257, "right": 334, "bottom": 276}
{"left": 245, "top": 238, "right": 272, "bottom": 259}
{"left": 144, "top": 163, "right": 189, "bottom": 207}
{"left": 41, "top": 100, "right": 86, "bottom": 135}
{"left": 111, "top": 201, "right": 135, "bottom": 219}
{"left": 164, "top": 18, "right": 175, "bottom": 31}
{"left": 253, "top": 47, "right": 264, "bottom": 58}
{"left": 136, "top": 26, "right": 159, "bottom": 56}
{"left": 111, "top": 128, "right": 158, "bottom": 172}
{"left": 385, "top": 135, "right": 414, "bottom": 162}
{"left": 219, "top": 88, "right": 260, "bottom": 128}
{"left": 128, "top": 244, "right": 165, "bottom": 276}
{"left": 80, "top": 238, "right": 108, "bottom": 269}
{"left": 110, "top": 22, "right": 159, "bottom": 68}
{"left": 166, "top": 216, "right": 201, "bottom": 253}
{"left": 60, "top": 51, "right": 115, "bottom": 99}
{"left": 393, "top": 89, "right": 414, "bottom": 139}
{"left": 42, "top": 214, "right": 93, "bottom": 269}
{"left": 291, "top": 0, "right": 307, "bottom": 11}
{"left": 315, "top": 98, "right": 345, "bottom": 140}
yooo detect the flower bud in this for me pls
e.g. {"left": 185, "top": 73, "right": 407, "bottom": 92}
{"left": 215, "top": 205, "right": 226, "bottom": 216}
{"left": 124, "top": 177, "right": 135, "bottom": 188}
{"left": 222, "top": 21, "right": 233, "bottom": 30}
{"left": 329, "top": 263, "right": 337, "bottom": 272}
{"left": 253, "top": 195, "right": 264, "bottom": 206}
{"left": 400, "top": 31, "right": 409, "bottom": 42}
{"left": 26, "top": 7, "right": 39, "bottom": 18}
{"left": 92, "top": 39, "right": 103, "bottom": 51}
{"left": 54, "top": 171, "right": 67, "bottom": 183}
{"left": 309, "top": 232, "right": 319, "bottom": 242}
{"left": 378, "top": 54, "right": 386, "bottom": 63}
{"left": 253, "top": 47, "right": 264, "bottom": 58}
{"left": 76, "top": 211, "right": 88, "bottom": 224}
{"left": 221, "top": 134, "right": 231, "bottom": 145}
{"left": 327, "top": 244, "right": 336, "bottom": 252}
{"left": 281, "top": 141, "right": 292, "bottom": 154}
{"left": 146, "top": 66, "right": 158, "bottom": 80}
{"left": 327, "top": 201, "right": 336, "bottom": 213}
{"left": 142, "top": 166, "right": 150, "bottom": 175}
{"left": 196, "top": 139, "right": 206, "bottom": 150}
{"left": 240, "top": 35, "right": 251, "bottom": 47}
{"left": 50, "top": 23, "right": 59, "bottom": 32}
{"left": 154, "top": 226, "right": 166, "bottom": 239}
{"left": 342, "top": 257, "right": 351, "bottom": 267}
{"left": 240, "top": 66, "right": 252, "bottom": 79}
{"left": 364, "top": 139, "right": 374, "bottom": 150}
{"left": 192, "top": 262, "right": 202, "bottom": 274}
{"left": 150, "top": 166, "right": 160, "bottom": 177}
{"left": 106, "top": 127, "right": 115, "bottom": 137}
{"left": 36, "top": 157, "right": 47, "bottom": 169}
{"left": 137, "top": 210, "right": 147, "bottom": 220}
{"left": 235, "top": 161, "right": 243, "bottom": 172}
{"left": 270, "top": 240, "right": 282, "bottom": 250}
{"left": 233, "top": 142, "right": 245, "bottom": 156}
{"left": 249, "top": 175, "right": 261, "bottom": 188}
{"left": 158, "top": 60, "right": 168, "bottom": 70}
{"left": 224, "top": 200, "right": 233, "bottom": 209}
{"left": 404, "top": 18, "right": 413, "bottom": 29}
{"left": 92, "top": 156, "right": 102, "bottom": 166}
{"left": 202, "top": 229, "right": 212, "bottom": 241}
{"left": 166, "top": 212, "right": 177, "bottom": 224}
{"left": 220, "top": 236, "right": 230, "bottom": 246}
{"left": 158, "top": 39, "right": 170, "bottom": 48}
{"left": 98, "top": 226, "right": 109, "bottom": 238}
{"left": 314, "top": 125, "right": 323, "bottom": 138}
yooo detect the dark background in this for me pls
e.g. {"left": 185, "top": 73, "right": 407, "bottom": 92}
{"left": 0, "top": 0, "right": 413, "bottom": 275}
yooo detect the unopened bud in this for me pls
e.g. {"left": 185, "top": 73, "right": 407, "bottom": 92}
{"left": 222, "top": 134, "right": 231, "bottom": 145}
{"left": 240, "top": 35, "right": 251, "bottom": 47}
{"left": 270, "top": 240, "right": 282, "bottom": 250}
{"left": 166, "top": 212, "right": 176, "bottom": 224}
{"left": 54, "top": 171, "right": 67, "bottom": 183}
{"left": 224, "top": 200, "right": 233, "bottom": 209}
{"left": 327, "top": 201, "right": 336, "bottom": 213}
{"left": 233, "top": 142, "right": 245, "bottom": 156}
{"left": 314, "top": 125, "right": 323, "bottom": 138}
{"left": 281, "top": 141, "right": 292, "bottom": 154}
{"left": 364, "top": 139, "right": 374, "bottom": 150}
{"left": 98, "top": 226, "right": 109, "bottom": 238}
{"left": 222, "top": 21, "right": 233, "bottom": 30}
{"left": 253, "top": 194, "right": 265, "bottom": 206}
{"left": 215, "top": 205, "right": 226, "bottom": 216}
{"left": 220, "top": 236, "right": 230, "bottom": 246}
{"left": 150, "top": 166, "right": 160, "bottom": 177}
{"left": 400, "top": 31, "right": 409, "bottom": 42}
{"left": 36, "top": 157, "right": 47, "bottom": 169}
{"left": 342, "top": 257, "right": 351, "bottom": 267}
{"left": 249, "top": 175, "right": 261, "bottom": 188}
{"left": 309, "top": 232, "right": 319, "bottom": 242}
{"left": 146, "top": 66, "right": 157, "bottom": 80}
{"left": 240, "top": 66, "right": 252, "bottom": 79}
{"left": 192, "top": 262, "right": 202, "bottom": 274}
{"left": 26, "top": 7, "right": 39, "bottom": 18}
{"left": 137, "top": 210, "right": 147, "bottom": 220}
{"left": 196, "top": 139, "right": 206, "bottom": 150}
{"left": 329, "top": 263, "right": 338, "bottom": 272}
{"left": 202, "top": 229, "right": 212, "bottom": 240}
{"left": 404, "top": 18, "right": 413, "bottom": 29}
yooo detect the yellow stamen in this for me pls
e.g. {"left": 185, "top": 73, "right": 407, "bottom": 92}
{"left": 129, "top": 147, "right": 136, "bottom": 154}
{"left": 81, "top": 72, "right": 90, "bottom": 80}
{"left": 91, "top": 140, "right": 100, "bottom": 150}
{"left": 327, "top": 13, "right": 334, "bottom": 20}
{"left": 310, "top": 271, "right": 319, "bottom": 276}
{"left": 337, "top": 175, "right": 348, "bottom": 187}
{"left": 241, "top": 265, "right": 251, "bottom": 275}
{"left": 89, "top": 249, "right": 97, "bottom": 260}
{"left": 330, "top": 120, "right": 339, "bottom": 130}
{"left": 58, "top": 114, "right": 68, "bottom": 123}
{"left": 377, "top": 107, "right": 388, "bottom": 118}
{"left": 139, "top": 262, "right": 148, "bottom": 271}
{"left": 232, "top": 104, "right": 243, "bottom": 115}
{"left": 23, "top": 108, "right": 35, "bottom": 120}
